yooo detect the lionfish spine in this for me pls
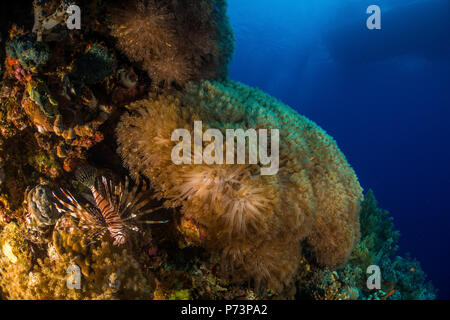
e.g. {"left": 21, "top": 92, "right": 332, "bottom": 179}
{"left": 75, "top": 165, "right": 97, "bottom": 188}
{"left": 90, "top": 185, "right": 127, "bottom": 245}
{"left": 55, "top": 170, "right": 168, "bottom": 246}
{"left": 54, "top": 189, "right": 86, "bottom": 219}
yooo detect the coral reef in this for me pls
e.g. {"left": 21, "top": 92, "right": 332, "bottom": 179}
{"left": 0, "top": 223, "right": 155, "bottom": 299}
{"left": 349, "top": 190, "right": 400, "bottom": 271}
{"left": 347, "top": 191, "right": 436, "bottom": 300}
{"left": 116, "top": 79, "right": 363, "bottom": 291}
{"left": 294, "top": 191, "right": 436, "bottom": 300}
{"left": 6, "top": 33, "right": 50, "bottom": 71}
{"left": 0, "top": 28, "right": 116, "bottom": 184}
{"left": 69, "top": 44, "right": 116, "bottom": 86}
{"left": 0, "top": 0, "right": 437, "bottom": 301}
{"left": 109, "top": 0, "right": 234, "bottom": 89}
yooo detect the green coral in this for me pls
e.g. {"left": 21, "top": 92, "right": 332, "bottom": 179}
{"left": 350, "top": 190, "right": 400, "bottom": 269}
{"left": 296, "top": 190, "right": 436, "bottom": 300}
{"left": 346, "top": 190, "right": 436, "bottom": 300}
{"left": 169, "top": 289, "right": 191, "bottom": 300}
{"left": 214, "top": 0, "right": 235, "bottom": 78}
{"left": 70, "top": 44, "right": 116, "bottom": 85}
{"left": 26, "top": 79, "right": 59, "bottom": 118}
{"left": 27, "top": 150, "right": 62, "bottom": 179}
{"left": 6, "top": 34, "right": 50, "bottom": 70}
{"left": 378, "top": 254, "right": 436, "bottom": 300}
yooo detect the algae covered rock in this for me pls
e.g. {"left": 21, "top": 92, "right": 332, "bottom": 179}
{"left": 26, "top": 79, "right": 59, "bottom": 118}
{"left": 0, "top": 225, "right": 155, "bottom": 300}
{"left": 26, "top": 184, "right": 60, "bottom": 231}
{"left": 0, "top": 222, "right": 34, "bottom": 299}
{"left": 0, "top": 222, "right": 32, "bottom": 266}
{"left": 70, "top": 44, "right": 116, "bottom": 85}
{"left": 6, "top": 34, "right": 50, "bottom": 70}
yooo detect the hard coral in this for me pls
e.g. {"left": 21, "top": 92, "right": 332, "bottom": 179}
{"left": 347, "top": 190, "right": 436, "bottom": 300}
{"left": 0, "top": 225, "right": 155, "bottom": 299}
{"left": 6, "top": 33, "right": 50, "bottom": 71}
{"left": 116, "top": 80, "right": 363, "bottom": 291}
{"left": 69, "top": 44, "right": 116, "bottom": 86}
{"left": 26, "top": 183, "right": 61, "bottom": 232}
{"left": 110, "top": 0, "right": 234, "bottom": 89}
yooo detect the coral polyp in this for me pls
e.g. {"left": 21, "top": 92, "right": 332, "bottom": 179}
{"left": 116, "top": 79, "right": 363, "bottom": 291}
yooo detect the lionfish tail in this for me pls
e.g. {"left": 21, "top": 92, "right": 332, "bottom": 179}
{"left": 75, "top": 164, "right": 97, "bottom": 188}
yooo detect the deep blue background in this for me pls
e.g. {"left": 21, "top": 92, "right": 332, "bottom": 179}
{"left": 227, "top": 0, "right": 450, "bottom": 299}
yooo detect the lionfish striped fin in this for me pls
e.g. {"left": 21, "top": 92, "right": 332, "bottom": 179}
{"left": 86, "top": 228, "right": 108, "bottom": 242}
{"left": 101, "top": 176, "right": 113, "bottom": 204}
{"left": 53, "top": 189, "right": 106, "bottom": 227}
{"left": 121, "top": 205, "right": 166, "bottom": 222}
{"left": 53, "top": 190, "right": 82, "bottom": 218}
{"left": 135, "top": 220, "right": 169, "bottom": 224}
{"left": 54, "top": 174, "right": 169, "bottom": 247}
{"left": 75, "top": 165, "right": 97, "bottom": 188}
{"left": 119, "top": 180, "right": 151, "bottom": 219}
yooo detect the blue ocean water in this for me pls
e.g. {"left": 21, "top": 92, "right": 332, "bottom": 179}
{"left": 227, "top": 0, "right": 450, "bottom": 299}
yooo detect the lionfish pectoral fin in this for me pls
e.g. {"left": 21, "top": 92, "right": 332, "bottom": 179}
{"left": 136, "top": 220, "right": 169, "bottom": 224}
{"left": 75, "top": 164, "right": 97, "bottom": 188}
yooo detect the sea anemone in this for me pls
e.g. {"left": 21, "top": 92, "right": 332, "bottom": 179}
{"left": 116, "top": 80, "right": 363, "bottom": 291}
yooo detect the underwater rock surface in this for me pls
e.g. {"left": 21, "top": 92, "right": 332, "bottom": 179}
{"left": 26, "top": 183, "right": 61, "bottom": 231}
{"left": 0, "top": 0, "right": 436, "bottom": 300}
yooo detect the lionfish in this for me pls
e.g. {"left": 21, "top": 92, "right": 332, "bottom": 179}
{"left": 54, "top": 166, "right": 168, "bottom": 246}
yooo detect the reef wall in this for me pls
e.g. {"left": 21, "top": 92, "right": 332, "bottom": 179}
{"left": 0, "top": 0, "right": 436, "bottom": 300}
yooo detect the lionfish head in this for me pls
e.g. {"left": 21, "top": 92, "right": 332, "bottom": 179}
{"left": 113, "top": 232, "right": 128, "bottom": 246}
